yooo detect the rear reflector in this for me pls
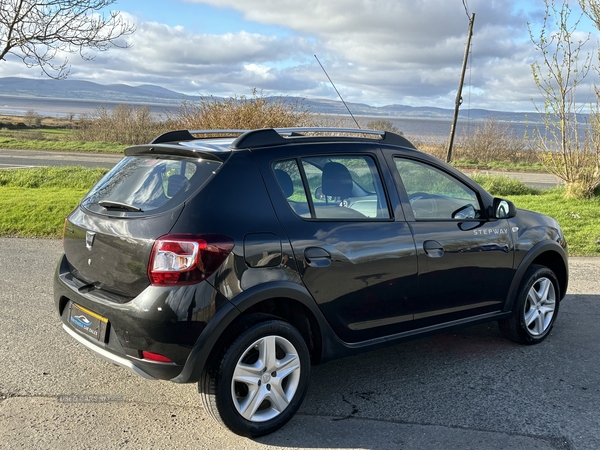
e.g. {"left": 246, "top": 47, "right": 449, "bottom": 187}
{"left": 148, "top": 234, "right": 234, "bottom": 286}
{"left": 141, "top": 351, "right": 174, "bottom": 363}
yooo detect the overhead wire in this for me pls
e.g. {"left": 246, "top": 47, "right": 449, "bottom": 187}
{"left": 462, "top": 0, "right": 470, "bottom": 19}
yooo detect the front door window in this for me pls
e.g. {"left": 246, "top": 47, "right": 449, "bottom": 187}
{"left": 395, "top": 159, "right": 481, "bottom": 220}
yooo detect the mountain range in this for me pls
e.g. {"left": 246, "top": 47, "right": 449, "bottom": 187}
{"left": 0, "top": 77, "right": 540, "bottom": 122}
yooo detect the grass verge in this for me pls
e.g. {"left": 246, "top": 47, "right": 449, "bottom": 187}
{"left": 471, "top": 174, "right": 540, "bottom": 196}
{"left": 0, "top": 135, "right": 125, "bottom": 153}
{"left": 0, "top": 167, "right": 108, "bottom": 237}
{"left": 471, "top": 175, "right": 599, "bottom": 256}
{"left": 0, "top": 187, "right": 89, "bottom": 237}
{"left": 0, "top": 166, "right": 109, "bottom": 189}
{"left": 506, "top": 189, "right": 600, "bottom": 256}
{"left": 0, "top": 168, "right": 597, "bottom": 255}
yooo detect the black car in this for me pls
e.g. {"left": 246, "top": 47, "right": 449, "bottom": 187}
{"left": 54, "top": 127, "right": 568, "bottom": 437}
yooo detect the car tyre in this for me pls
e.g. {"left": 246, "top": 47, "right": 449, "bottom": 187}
{"left": 498, "top": 264, "right": 560, "bottom": 345}
{"left": 200, "top": 316, "right": 310, "bottom": 437}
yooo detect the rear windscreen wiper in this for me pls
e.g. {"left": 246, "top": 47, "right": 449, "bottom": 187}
{"left": 98, "top": 200, "right": 143, "bottom": 212}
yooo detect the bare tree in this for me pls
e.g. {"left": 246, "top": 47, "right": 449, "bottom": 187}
{"left": 0, "top": 0, "right": 135, "bottom": 78}
{"left": 580, "top": 0, "right": 600, "bottom": 27}
{"left": 364, "top": 119, "right": 403, "bottom": 136}
{"left": 530, "top": 0, "right": 600, "bottom": 198}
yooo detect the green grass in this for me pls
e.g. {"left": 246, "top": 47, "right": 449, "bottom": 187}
{"left": 7, "top": 128, "right": 71, "bottom": 136}
{"left": 471, "top": 175, "right": 599, "bottom": 256}
{"left": 471, "top": 174, "right": 539, "bottom": 196}
{"left": 0, "top": 136, "right": 125, "bottom": 152}
{"left": 0, "top": 167, "right": 108, "bottom": 237}
{"left": 0, "top": 168, "right": 598, "bottom": 255}
{"left": 0, "top": 128, "right": 126, "bottom": 153}
{"left": 0, "top": 187, "right": 89, "bottom": 237}
{"left": 0, "top": 166, "right": 109, "bottom": 189}
{"left": 506, "top": 189, "right": 600, "bottom": 256}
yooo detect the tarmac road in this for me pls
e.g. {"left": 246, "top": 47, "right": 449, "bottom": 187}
{"left": 0, "top": 148, "right": 122, "bottom": 169}
{"left": 0, "top": 238, "right": 599, "bottom": 450}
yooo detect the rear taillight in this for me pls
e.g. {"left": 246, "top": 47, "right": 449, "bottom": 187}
{"left": 148, "top": 234, "right": 234, "bottom": 286}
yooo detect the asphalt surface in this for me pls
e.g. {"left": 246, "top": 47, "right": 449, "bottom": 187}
{"left": 0, "top": 148, "right": 564, "bottom": 189}
{"left": 0, "top": 148, "right": 122, "bottom": 169}
{"left": 0, "top": 238, "right": 599, "bottom": 449}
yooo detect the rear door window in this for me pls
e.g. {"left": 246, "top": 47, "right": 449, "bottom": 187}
{"left": 273, "top": 155, "right": 390, "bottom": 220}
{"left": 82, "top": 156, "right": 221, "bottom": 215}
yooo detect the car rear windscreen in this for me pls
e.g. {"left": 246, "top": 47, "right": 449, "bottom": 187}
{"left": 81, "top": 156, "right": 222, "bottom": 215}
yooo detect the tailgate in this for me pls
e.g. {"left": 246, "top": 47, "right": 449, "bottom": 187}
{"left": 63, "top": 206, "right": 182, "bottom": 298}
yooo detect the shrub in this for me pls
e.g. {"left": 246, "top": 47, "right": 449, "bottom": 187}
{"left": 535, "top": 113, "right": 600, "bottom": 199}
{"left": 411, "top": 141, "right": 447, "bottom": 160}
{"left": 454, "top": 119, "right": 537, "bottom": 164}
{"left": 471, "top": 174, "right": 539, "bottom": 196}
{"left": 364, "top": 119, "right": 403, "bottom": 135}
{"left": 73, "top": 104, "right": 168, "bottom": 145}
{"left": 24, "top": 110, "right": 42, "bottom": 127}
{"left": 170, "top": 88, "right": 315, "bottom": 130}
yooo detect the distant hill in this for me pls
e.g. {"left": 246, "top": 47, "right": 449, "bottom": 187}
{"left": 0, "top": 77, "right": 196, "bottom": 104}
{"left": 0, "top": 77, "right": 541, "bottom": 123}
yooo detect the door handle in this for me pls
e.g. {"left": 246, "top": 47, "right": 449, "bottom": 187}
{"left": 304, "top": 247, "right": 331, "bottom": 268}
{"left": 423, "top": 240, "right": 444, "bottom": 258}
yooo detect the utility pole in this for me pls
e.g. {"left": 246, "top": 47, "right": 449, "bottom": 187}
{"left": 446, "top": 13, "right": 475, "bottom": 163}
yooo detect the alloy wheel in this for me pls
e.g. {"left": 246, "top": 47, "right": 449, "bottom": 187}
{"left": 231, "top": 335, "right": 301, "bottom": 422}
{"left": 524, "top": 276, "right": 556, "bottom": 336}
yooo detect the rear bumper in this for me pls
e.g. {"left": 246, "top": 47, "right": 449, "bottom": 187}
{"left": 54, "top": 253, "right": 224, "bottom": 381}
{"left": 62, "top": 324, "right": 157, "bottom": 380}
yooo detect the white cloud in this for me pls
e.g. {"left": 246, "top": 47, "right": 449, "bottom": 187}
{"left": 182, "top": 0, "right": 546, "bottom": 109}
{"left": 5, "top": 0, "right": 599, "bottom": 111}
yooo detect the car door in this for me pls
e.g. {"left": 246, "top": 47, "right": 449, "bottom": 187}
{"left": 389, "top": 156, "right": 515, "bottom": 329}
{"left": 255, "top": 146, "right": 418, "bottom": 343}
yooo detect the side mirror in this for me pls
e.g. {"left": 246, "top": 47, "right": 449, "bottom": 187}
{"left": 452, "top": 204, "right": 476, "bottom": 220}
{"left": 493, "top": 198, "right": 517, "bottom": 219}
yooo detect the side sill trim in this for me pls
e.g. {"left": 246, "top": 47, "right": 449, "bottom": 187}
{"left": 342, "top": 311, "right": 512, "bottom": 350}
{"left": 62, "top": 324, "right": 156, "bottom": 381}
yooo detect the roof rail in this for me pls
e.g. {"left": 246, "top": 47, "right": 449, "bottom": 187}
{"left": 151, "top": 129, "right": 247, "bottom": 144}
{"left": 276, "top": 127, "right": 384, "bottom": 136}
{"left": 231, "top": 127, "right": 416, "bottom": 149}
{"left": 150, "top": 127, "right": 416, "bottom": 150}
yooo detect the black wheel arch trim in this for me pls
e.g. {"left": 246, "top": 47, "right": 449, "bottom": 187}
{"left": 503, "top": 240, "right": 568, "bottom": 313}
{"left": 229, "top": 281, "right": 317, "bottom": 310}
{"left": 172, "top": 281, "right": 342, "bottom": 383}
{"left": 170, "top": 299, "right": 241, "bottom": 383}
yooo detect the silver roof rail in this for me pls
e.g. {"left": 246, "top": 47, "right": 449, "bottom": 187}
{"left": 188, "top": 129, "right": 247, "bottom": 135}
{"left": 231, "top": 127, "right": 415, "bottom": 149}
{"left": 150, "top": 127, "right": 415, "bottom": 150}
{"left": 272, "top": 127, "right": 384, "bottom": 137}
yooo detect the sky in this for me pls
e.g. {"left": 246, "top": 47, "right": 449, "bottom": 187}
{"left": 2, "top": 0, "right": 600, "bottom": 112}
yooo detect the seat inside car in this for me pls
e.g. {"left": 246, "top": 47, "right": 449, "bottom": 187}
{"left": 274, "top": 169, "right": 309, "bottom": 216}
{"left": 322, "top": 162, "right": 353, "bottom": 200}
{"left": 318, "top": 162, "right": 365, "bottom": 218}
{"left": 167, "top": 174, "right": 189, "bottom": 198}
{"left": 274, "top": 169, "right": 294, "bottom": 198}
